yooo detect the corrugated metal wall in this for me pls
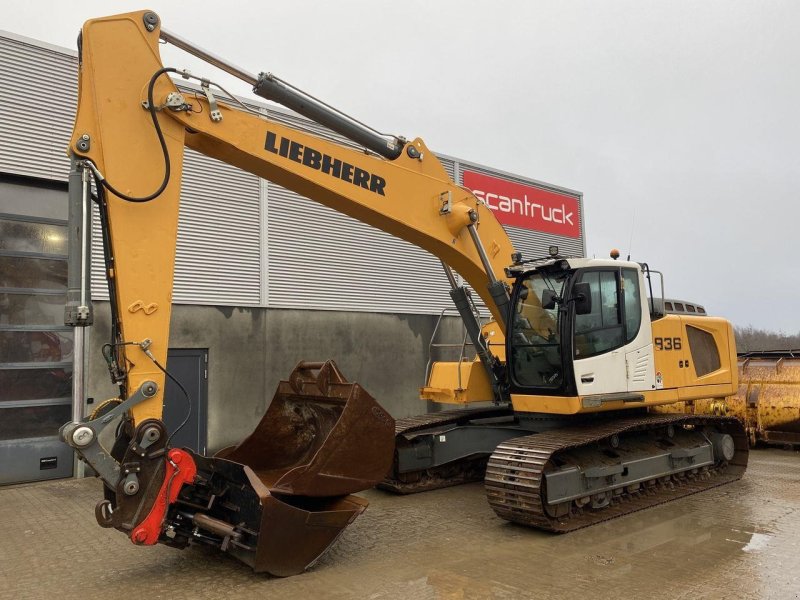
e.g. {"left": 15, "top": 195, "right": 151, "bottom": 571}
{"left": 173, "top": 150, "right": 262, "bottom": 305}
{"left": 0, "top": 34, "right": 76, "bottom": 181}
{"left": 1, "top": 30, "right": 585, "bottom": 316}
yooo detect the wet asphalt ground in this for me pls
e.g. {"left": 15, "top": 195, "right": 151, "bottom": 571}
{"left": 0, "top": 448, "right": 798, "bottom": 600}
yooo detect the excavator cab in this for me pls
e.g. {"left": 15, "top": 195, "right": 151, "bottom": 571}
{"left": 507, "top": 256, "right": 653, "bottom": 398}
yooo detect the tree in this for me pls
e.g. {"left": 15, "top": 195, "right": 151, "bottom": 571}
{"left": 734, "top": 325, "right": 800, "bottom": 353}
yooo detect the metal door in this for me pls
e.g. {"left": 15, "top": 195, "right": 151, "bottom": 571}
{"left": 0, "top": 213, "right": 74, "bottom": 484}
{"left": 162, "top": 348, "right": 208, "bottom": 454}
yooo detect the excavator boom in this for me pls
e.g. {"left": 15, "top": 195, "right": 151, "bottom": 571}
{"left": 69, "top": 10, "right": 514, "bottom": 426}
{"left": 60, "top": 9, "right": 515, "bottom": 575}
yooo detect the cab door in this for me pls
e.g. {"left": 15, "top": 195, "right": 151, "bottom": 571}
{"left": 573, "top": 269, "right": 627, "bottom": 395}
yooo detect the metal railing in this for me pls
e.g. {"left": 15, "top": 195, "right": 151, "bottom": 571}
{"left": 424, "top": 304, "right": 484, "bottom": 392}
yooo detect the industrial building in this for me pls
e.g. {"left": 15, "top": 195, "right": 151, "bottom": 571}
{"left": 0, "top": 29, "right": 584, "bottom": 485}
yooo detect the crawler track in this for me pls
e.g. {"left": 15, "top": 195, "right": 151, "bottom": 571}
{"left": 485, "top": 413, "right": 748, "bottom": 532}
{"left": 379, "top": 406, "right": 512, "bottom": 493}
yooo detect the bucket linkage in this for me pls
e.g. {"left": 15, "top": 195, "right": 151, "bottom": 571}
{"left": 62, "top": 361, "right": 395, "bottom": 576}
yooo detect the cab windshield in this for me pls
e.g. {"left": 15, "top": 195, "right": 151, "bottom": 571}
{"left": 510, "top": 270, "right": 567, "bottom": 389}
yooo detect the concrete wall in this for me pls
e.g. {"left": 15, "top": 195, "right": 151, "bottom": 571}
{"left": 87, "top": 302, "right": 466, "bottom": 452}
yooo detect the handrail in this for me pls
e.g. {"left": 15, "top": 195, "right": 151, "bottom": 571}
{"left": 424, "top": 304, "right": 484, "bottom": 391}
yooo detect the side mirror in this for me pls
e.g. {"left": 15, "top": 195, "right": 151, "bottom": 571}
{"left": 573, "top": 282, "right": 592, "bottom": 315}
{"left": 541, "top": 288, "right": 557, "bottom": 310}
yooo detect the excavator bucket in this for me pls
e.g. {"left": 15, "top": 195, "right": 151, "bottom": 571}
{"left": 210, "top": 361, "right": 396, "bottom": 574}
{"left": 70, "top": 361, "right": 396, "bottom": 577}
{"left": 218, "top": 361, "right": 395, "bottom": 496}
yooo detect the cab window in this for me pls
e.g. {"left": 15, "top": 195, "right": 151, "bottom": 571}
{"left": 573, "top": 268, "right": 641, "bottom": 359}
{"left": 510, "top": 271, "right": 565, "bottom": 388}
{"left": 622, "top": 268, "right": 641, "bottom": 342}
{"left": 574, "top": 271, "right": 623, "bottom": 358}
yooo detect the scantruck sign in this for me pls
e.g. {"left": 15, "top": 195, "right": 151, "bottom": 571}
{"left": 463, "top": 171, "right": 581, "bottom": 238}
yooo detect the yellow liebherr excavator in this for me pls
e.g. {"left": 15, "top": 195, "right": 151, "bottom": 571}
{"left": 59, "top": 10, "right": 748, "bottom": 576}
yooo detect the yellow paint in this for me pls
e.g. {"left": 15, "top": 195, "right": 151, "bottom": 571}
{"left": 512, "top": 384, "right": 735, "bottom": 415}
{"left": 481, "top": 321, "right": 506, "bottom": 362}
{"left": 651, "top": 316, "right": 688, "bottom": 389}
{"left": 421, "top": 360, "right": 494, "bottom": 404}
{"left": 652, "top": 315, "right": 737, "bottom": 389}
{"left": 72, "top": 12, "right": 186, "bottom": 424}
{"left": 127, "top": 301, "right": 158, "bottom": 315}
{"left": 73, "top": 11, "right": 516, "bottom": 425}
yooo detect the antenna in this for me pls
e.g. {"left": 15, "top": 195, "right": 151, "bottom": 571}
{"left": 626, "top": 208, "right": 636, "bottom": 261}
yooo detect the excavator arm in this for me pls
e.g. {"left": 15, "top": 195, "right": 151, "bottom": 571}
{"left": 60, "top": 9, "right": 519, "bottom": 575}
{"left": 70, "top": 10, "right": 516, "bottom": 426}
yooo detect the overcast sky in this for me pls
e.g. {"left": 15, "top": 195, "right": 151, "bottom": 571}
{"left": 9, "top": 1, "right": 799, "bottom": 332}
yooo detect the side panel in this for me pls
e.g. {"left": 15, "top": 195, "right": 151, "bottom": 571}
{"left": 651, "top": 316, "right": 689, "bottom": 390}
{"left": 626, "top": 270, "right": 655, "bottom": 392}
{"left": 421, "top": 360, "right": 494, "bottom": 404}
{"left": 653, "top": 315, "right": 737, "bottom": 392}
{"left": 679, "top": 316, "right": 738, "bottom": 389}
{"left": 626, "top": 345, "right": 655, "bottom": 392}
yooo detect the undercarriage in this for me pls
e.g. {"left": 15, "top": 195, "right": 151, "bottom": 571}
{"left": 382, "top": 407, "right": 748, "bottom": 530}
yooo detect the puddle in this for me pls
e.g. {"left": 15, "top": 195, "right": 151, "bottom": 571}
{"left": 725, "top": 529, "right": 773, "bottom": 552}
{"left": 741, "top": 532, "right": 773, "bottom": 553}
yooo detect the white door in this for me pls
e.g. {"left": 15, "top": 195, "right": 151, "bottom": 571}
{"left": 572, "top": 269, "right": 628, "bottom": 396}
{"left": 575, "top": 349, "right": 627, "bottom": 395}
